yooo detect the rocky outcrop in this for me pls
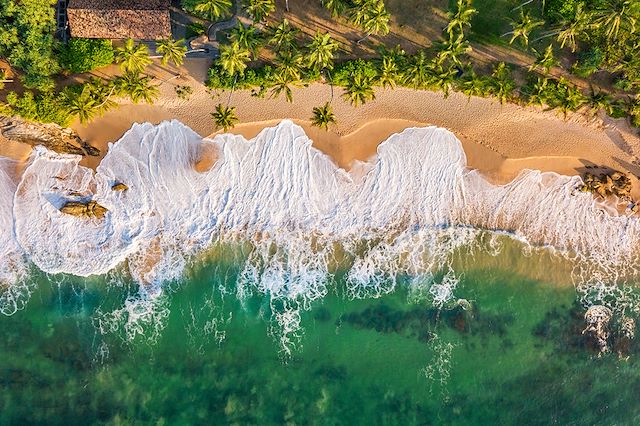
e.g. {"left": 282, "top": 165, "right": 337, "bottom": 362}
{"left": 60, "top": 200, "right": 108, "bottom": 219}
{"left": 579, "top": 171, "right": 632, "bottom": 200}
{"left": 0, "top": 115, "right": 100, "bottom": 157}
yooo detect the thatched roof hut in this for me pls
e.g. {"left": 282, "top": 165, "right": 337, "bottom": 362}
{"left": 67, "top": 0, "right": 171, "bottom": 40}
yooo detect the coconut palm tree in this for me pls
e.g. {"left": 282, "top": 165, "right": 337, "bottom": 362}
{"left": 377, "top": 55, "right": 403, "bottom": 88}
{"left": 275, "top": 48, "right": 304, "bottom": 81}
{"left": 322, "top": 0, "right": 347, "bottom": 17}
{"left": 218, "top": 42, "right": 252, "bottom": 76}
{"left": 358, "top": 1, "right": 391, "bottom": 43}
{"left": 61, "top": 86, "right": 97, "bottom": 124}
{"left": 195, "top": 0, "right": 232, "bottom": 21}
{"left": 156, "top": 38, "right": 188, "bottom": 67}
{"left": 229, "top": 23, "right": 263, "bottom": 59}
{"left": 311, "top": 102, "right": 336, "bottom": 130}
{"left": 115, "top": 72, "right": 159, "bottom": 104}
{"left": 343, "top": 74, "right": 375, "bottom": 106}
{"left": 404, "top": 51, "right": 431, "bottom": 89}
{"left": 503, "top": 10, "right": 544, "bottom": 46}
{"left": 435, "top": 34, "right": 471, "bottom": 67}
{"left": 244, "top": 0, "right": 276, "bottom": 22}
{"left": 306, "top": 32, "right": 340, "bottom": 72}
{"left": 528, "top": 44, "right": 557, "bottom": 74}
{"left": 428, "top": 66, "right": 457, "bottom": 97}
{"left": 558, "top": 84, "right": 586, "bottom": 118}
{"left": 587, "top": 86, "right": 614, "bottom": 116}
{"left": 212, "top": 103, "right": 238, "bottom": 131}
{"left": 459, "top": 70, "right": 488, "bottom": 99}
{"left": 269, "top": 19, "right": 300, "bottom": 52}
{"left": 115, "top": 39, "right": 152, "bottom": 74}
{"left": 85, "top": 77, "right": 118, "bottom": 114}
{"left": 594, "top": 0, "right": 638, "bottom": 42}
{"left": 488, "top": 62, "right": 516, "bottom": 104}
{"left": 446, "top": 0, "right": 478, "bottom": 40}
{"left": 270, "top": 71, "right": 298, "bottom": 102}
{"left": 526, "top": 76, "right": 550, "bottom": 106}
{"left": 539, "top": 4, "right": 593, "bottom": 52}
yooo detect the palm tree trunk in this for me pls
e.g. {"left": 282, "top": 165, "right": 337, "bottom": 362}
{"left": 94, "top": 85, "right": 118, "bottom": 110}
{"left": 0, "top": 79, "right": 13, "bottom": 83}
{"left": 285, "top": 0, "right": 290, "bottom": 12}
{"left": 227, "top": 74, "right": 238, "bottom": 106}
{"left": 357, "top": 32, "right": 371, "bottom": 44}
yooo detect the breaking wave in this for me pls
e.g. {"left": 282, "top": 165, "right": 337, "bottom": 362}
{"left": 1, "top": 120, "right": 640, "bottom": 346}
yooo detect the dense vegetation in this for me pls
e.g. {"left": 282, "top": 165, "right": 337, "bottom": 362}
{"left": 204, "top": 0, "right": 640, "bottom": 130}
{"left": 58, "top": 38, "right": 115, "bottom": 74}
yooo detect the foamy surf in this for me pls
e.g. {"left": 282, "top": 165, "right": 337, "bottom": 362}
{"left": 1, "top": 120, "right": 639, "bottom": 346}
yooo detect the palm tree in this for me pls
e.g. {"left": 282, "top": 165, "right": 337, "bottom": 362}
{"left": 460, "top": 70, "right": 488, "bottom": 99}
{"left": 115, "top": 39, "right": 152, "bottom": 74}
{"left": 555, "top": 3, "right": 593, "bottom": 52}
{"left": 62, "top": 86, "right": 97, "bottom": 124}
{"left": 275, "top": 48, "right": 304, "bottom": 81}
{"left": 446, "top": 0, "right": 478, "bottom": 40}
{"left": 529, "top": 44, "right": 557, "bottom": 74}
{"left": 195, "top": 0, "right": 232, "bottom": 21}
{"left": 586, "top": 86, "right": 613, "bottom": 116}
{"left": 404, "top": 51, "right": 431, "bottom": 89}
{"left": 322, "top": 0, "right": 347, "bottom": 17}
{"left": 306, "top": 32, "right": 340, "bottom": 71}
{"left": 435, "top": 34, "right": 471, "bottom": 67}
{"left": 488, "top": 62, "right": 516, "bottom": 104}
{"left": 343, "top": 74, "right": 375, "bottom": 106}
{"left": 377, "top": 55, "right": 403, "bottom": 88}
{"left": 594, "top": 0, "right": 638, "bottom": 42}
{"left": 358, "top": 1, "right": 391, "bottom": 43}
{"left": 311, "top": 102, "right": 336, "bottom": 130}
{"left": 558, "top": 85, "right": 586, "bottom": 118}
{"left": 115, "top": 72, "right": 159, "bottom": 104}
{"left": 85, "top": 78, "right": 118, "bottom": 114}
{"left": 244, "top": 0, "right": 276, "bottom": 22}
{"left": 217, "top": 42, "right": 251, "bottom": 76}
{"left": 212, "top": 103, "right": 238, "bottom": 131}
{"left": 503, "top": 10, "right": 544, "bottom": 46}
{"left": 428, "top": 66, "right": 457, "bottom": 97}
{"left": 229, "top": 23, "right": 263, "bottom": 58}
{"left": 269, "top": 19, "right": 299, "bottom": 52}
{"left": 156, "top": 38, "right": 188, "bottom": 67}
{"left": 270, "top": 71, "right": 298, "bottom": 102}
{"left": 526, "top": 76, "right": 550, "bottom": 106}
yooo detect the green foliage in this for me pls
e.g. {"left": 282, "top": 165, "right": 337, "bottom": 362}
{"left": 333, "top": 59, "right": 378, "bottom": 86}
{"left": 186, "top": 22, "right": 207, "bottom": 39}
{"left": 183, "top": 0, "right": 232, "bottom": 21}
{"left": 544, "top": 0, "right": 585, "bottom": 22}
{"left": 244, "top": 0, "right": 276, "bottom": 23}
{"left": 5, "top": 91, "right": 71, "bottom": 126}
{"left": 571, "top": 47, "right": 604, "bottom": 77}
{"left": 115, "top": 39, "right": 152, "bottom": 74}
{"left": 0, "top": 0, "right": 60, "bottom": 90}
{"left": 59, "top": 38, "right": 115, "bottom": 74}
{"left": 156, "top": 38, "right": 188, "bottom": 67}
{"left": 212, "top": 103, "right": 238, "bottom": 130}
{"left": 311, "top": 102, "right": 336, "bottom": 129}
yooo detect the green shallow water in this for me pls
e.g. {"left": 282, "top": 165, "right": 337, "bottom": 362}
{"left": 2, "top": 244, "right": 640, "bottom": 425}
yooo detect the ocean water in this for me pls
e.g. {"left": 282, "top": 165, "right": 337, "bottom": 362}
{"left": 2, "top": 121, "right": 640, "bottom": 424}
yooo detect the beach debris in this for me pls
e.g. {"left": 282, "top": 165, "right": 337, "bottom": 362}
{"left": 111, "top": 182, "right": 128, "bottom": 191}
{"left": 582, "top": 305, "right": 612, "bottom": 355}
{"left": 60, "top": 200, "right": 108, "bottom": 219}
{"left": 579, "top": 171, "right": 632, "bottom": 200}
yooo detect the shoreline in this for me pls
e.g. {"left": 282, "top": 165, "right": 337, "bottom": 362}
{"left": 2, "top": 76, "right": 640, "bottom": 192}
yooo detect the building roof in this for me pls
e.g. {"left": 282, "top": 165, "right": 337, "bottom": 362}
{"left": 68, "top": 0, "right": 170, "bottom": 10}
{"left": 67, "top": 0, "right": 171, "bottom": 40}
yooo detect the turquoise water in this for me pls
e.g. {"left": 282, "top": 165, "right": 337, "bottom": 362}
{"left": 2, "top": 240, "right": 640, "bottom": 425}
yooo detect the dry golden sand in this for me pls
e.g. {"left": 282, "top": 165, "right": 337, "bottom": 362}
{"left": 63, "top": 61, "right": 640, "bottom": 196}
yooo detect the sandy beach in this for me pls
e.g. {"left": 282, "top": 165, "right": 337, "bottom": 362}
{"left": 4, "top": 58, "right": 640, "bottom": 191}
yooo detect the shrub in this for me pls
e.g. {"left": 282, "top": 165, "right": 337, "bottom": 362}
{"left": 5, "top": 91, "right": 71, "bottom": 126}
{"left": 333, "top": 59, "right": 378, "bottom": 87}
{"left": 571, "top": 48, "right": 604, "bottom": 78}
{"left": 59, "top": 38, "right": 115, "bottom": 74}
{"left": 544, "top": 0, "right": 585, "bottom": 22}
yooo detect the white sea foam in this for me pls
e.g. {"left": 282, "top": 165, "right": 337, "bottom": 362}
{"left": 2, "top": 120, "right": 640, "bottom": 341}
